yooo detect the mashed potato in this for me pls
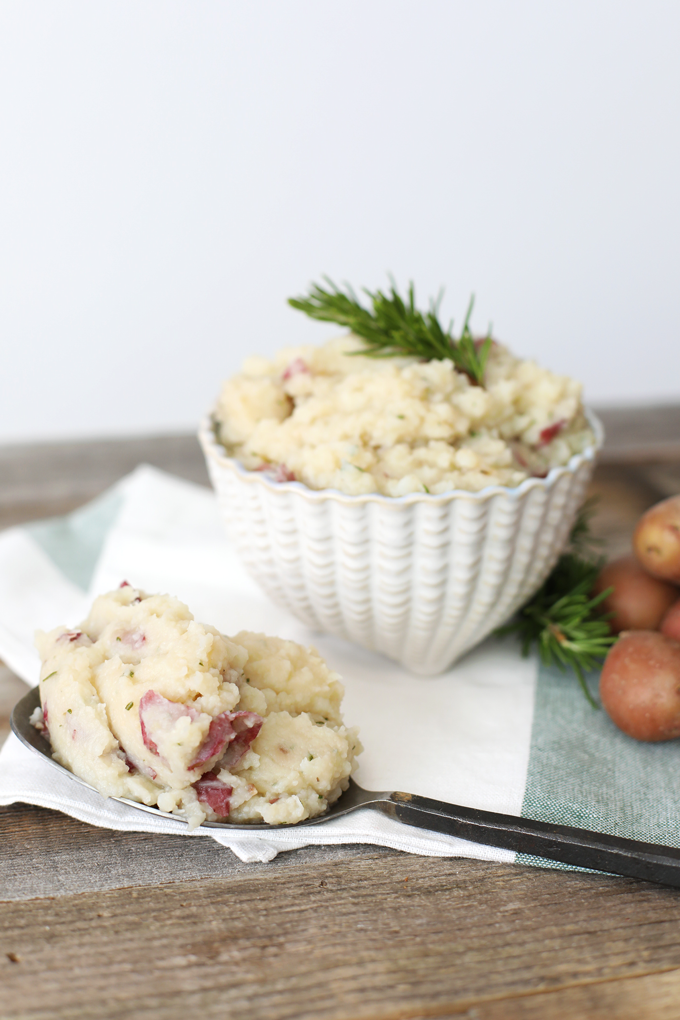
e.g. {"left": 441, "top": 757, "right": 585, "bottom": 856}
{"left": 33, "top": 584, "right": 361, "bottom": 828}
{"left": 214, "top": 335, "right": 594, "bottom": 496}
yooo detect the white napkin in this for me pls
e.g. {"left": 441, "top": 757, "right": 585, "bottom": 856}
{"left": 0, "top": 465, "right": 538, "bottom": 864}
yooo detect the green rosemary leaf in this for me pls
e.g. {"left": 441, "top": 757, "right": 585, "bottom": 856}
{"left": 288, "top": 277, "right": 490, "bottom": 385}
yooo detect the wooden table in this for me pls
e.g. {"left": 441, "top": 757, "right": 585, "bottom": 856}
{"left": 3, "top": 411, "right": 680, "bottom": 1020}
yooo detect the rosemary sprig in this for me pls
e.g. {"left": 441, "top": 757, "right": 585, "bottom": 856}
{"left": 288, "top": 277, "right": 492, "bottom": 385}
{"left": 497, "top": 504, "right": 616, "bottom": 707}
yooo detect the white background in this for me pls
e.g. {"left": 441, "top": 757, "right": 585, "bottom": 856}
{"left": 0, "top": 0, "right": 678, "bottom": 444}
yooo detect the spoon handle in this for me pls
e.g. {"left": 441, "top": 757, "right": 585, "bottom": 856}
{"left": 375, "top": 791, "right": 680, "bottom": 887}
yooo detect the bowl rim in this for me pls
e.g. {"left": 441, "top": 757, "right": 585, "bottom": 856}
{"left": 198, "top": 407, "right": 604, "bottom": 507}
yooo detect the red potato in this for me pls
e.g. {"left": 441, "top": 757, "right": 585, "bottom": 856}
{"left": 661, "top": 599, "right": 680, "bottom": 641}
{"left": 600, "top": 631, "right": 680, "bottom": 741}
{"left": 593, "top": 556, "right": 678, "bottom": 634}
{"left": 633, "top": 495, "right": 680, "bottom": 584}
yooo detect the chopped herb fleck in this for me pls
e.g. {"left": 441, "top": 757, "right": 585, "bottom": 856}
{"left": 315, "top": 720, "right": 325, "bottom": 726}
{"left": 42, "top": 671, "right": 57, "bottom": 682}
{"left": 396, "top": 414, "right": 405, "bottom": 419}
{"left": 67, "top": 708, "right": 72, "bottom": 714}
{"left": 318, "top": 794, "right": 323, "bottom": 799}
{"left": 116, "top": 636, "right": 122, "bottom": 642}
{"left": 125, "top": 702, "right": 134, "bottom": 711}
{"left": 423, "top": 484, "right": 430, "bottom": 493}
{"left": 307, "top": 753, "right": 315, "bottom": 761}
{"left": 128, "top": 671, "right": 134, "bottom": 678}
{"left": 199, "top": 661, "right": 204, "bottom": 667}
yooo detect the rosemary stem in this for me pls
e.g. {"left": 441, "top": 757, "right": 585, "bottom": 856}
{"left": 573, "top": 660, "right": 600, "bottom": 710}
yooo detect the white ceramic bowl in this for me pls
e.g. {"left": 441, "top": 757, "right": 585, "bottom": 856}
{"left": 199, "top": 411, "right": 603, "bottom": 675}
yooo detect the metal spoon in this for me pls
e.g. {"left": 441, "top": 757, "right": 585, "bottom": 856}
{"left": 12, "top": 686, "right": 680, "bottom": 888}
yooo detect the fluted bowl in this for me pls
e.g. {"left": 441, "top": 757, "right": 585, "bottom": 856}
{"left": 199, "top": 411, "right": 603, "bottom": 675}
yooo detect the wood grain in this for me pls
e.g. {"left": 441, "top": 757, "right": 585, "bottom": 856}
{"left": 2, "top": 858, "right": 680, "bottom": 1020}
{"left": 462, "top": 968, "right": 680, "bottom": 1019}
{"left": 0, "top": 802, "right": 396, "bottom": 901}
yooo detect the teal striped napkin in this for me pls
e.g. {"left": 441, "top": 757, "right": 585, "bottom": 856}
{"left": 519, "top": 663, "right": 680, "bottom": 869}
{"left": 1, "top": 465, "right": 677, "bottom": 867}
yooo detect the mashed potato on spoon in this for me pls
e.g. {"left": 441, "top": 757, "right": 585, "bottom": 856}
{"left": 34, "top": 584, "right": 361, "bottom": 828}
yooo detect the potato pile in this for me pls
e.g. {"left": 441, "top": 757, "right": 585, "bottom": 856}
{"left": 597, "top": 495, "right": 680, "bottom": 741}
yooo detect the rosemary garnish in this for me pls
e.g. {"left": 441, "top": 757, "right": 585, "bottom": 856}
{"left": 497, "top": 502, "right": 616, "bottom": 707}
{"left": 288, "top": 278, "right": 492, "bottom": 385}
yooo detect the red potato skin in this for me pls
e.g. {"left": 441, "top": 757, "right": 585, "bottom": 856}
{"left": 633, "top": 495, "right": 680, "bottom": 584}
{"left": 661, "top": 599, "right": 680, "bottom": 641}
{"left": 600, "top": 631, "right": 680, "bottom": 741}
{"left": 593, "top": 556, "right": 678, "bottom": 634}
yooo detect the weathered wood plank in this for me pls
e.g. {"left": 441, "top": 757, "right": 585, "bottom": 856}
{"left": 595, "top": 404, "right": 680, "bottom": 464}
{"left": 0, "top": 433, "right": 209, "bottom": 530}
{"left": 464, "top": 967, "right": 680, "bottom": 1019}
{"left": 0, "top": 802, "right": 398, "bottom": 901}
{"left": 2, "top": 861, "right": 680, "bottom": 1020}
{"left": 0, "top": 433, "right": 209, "bottom": 509}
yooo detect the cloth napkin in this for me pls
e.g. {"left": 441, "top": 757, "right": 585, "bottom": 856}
{"left": 2, "top": 465, "right": 679, "bottom": 867}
